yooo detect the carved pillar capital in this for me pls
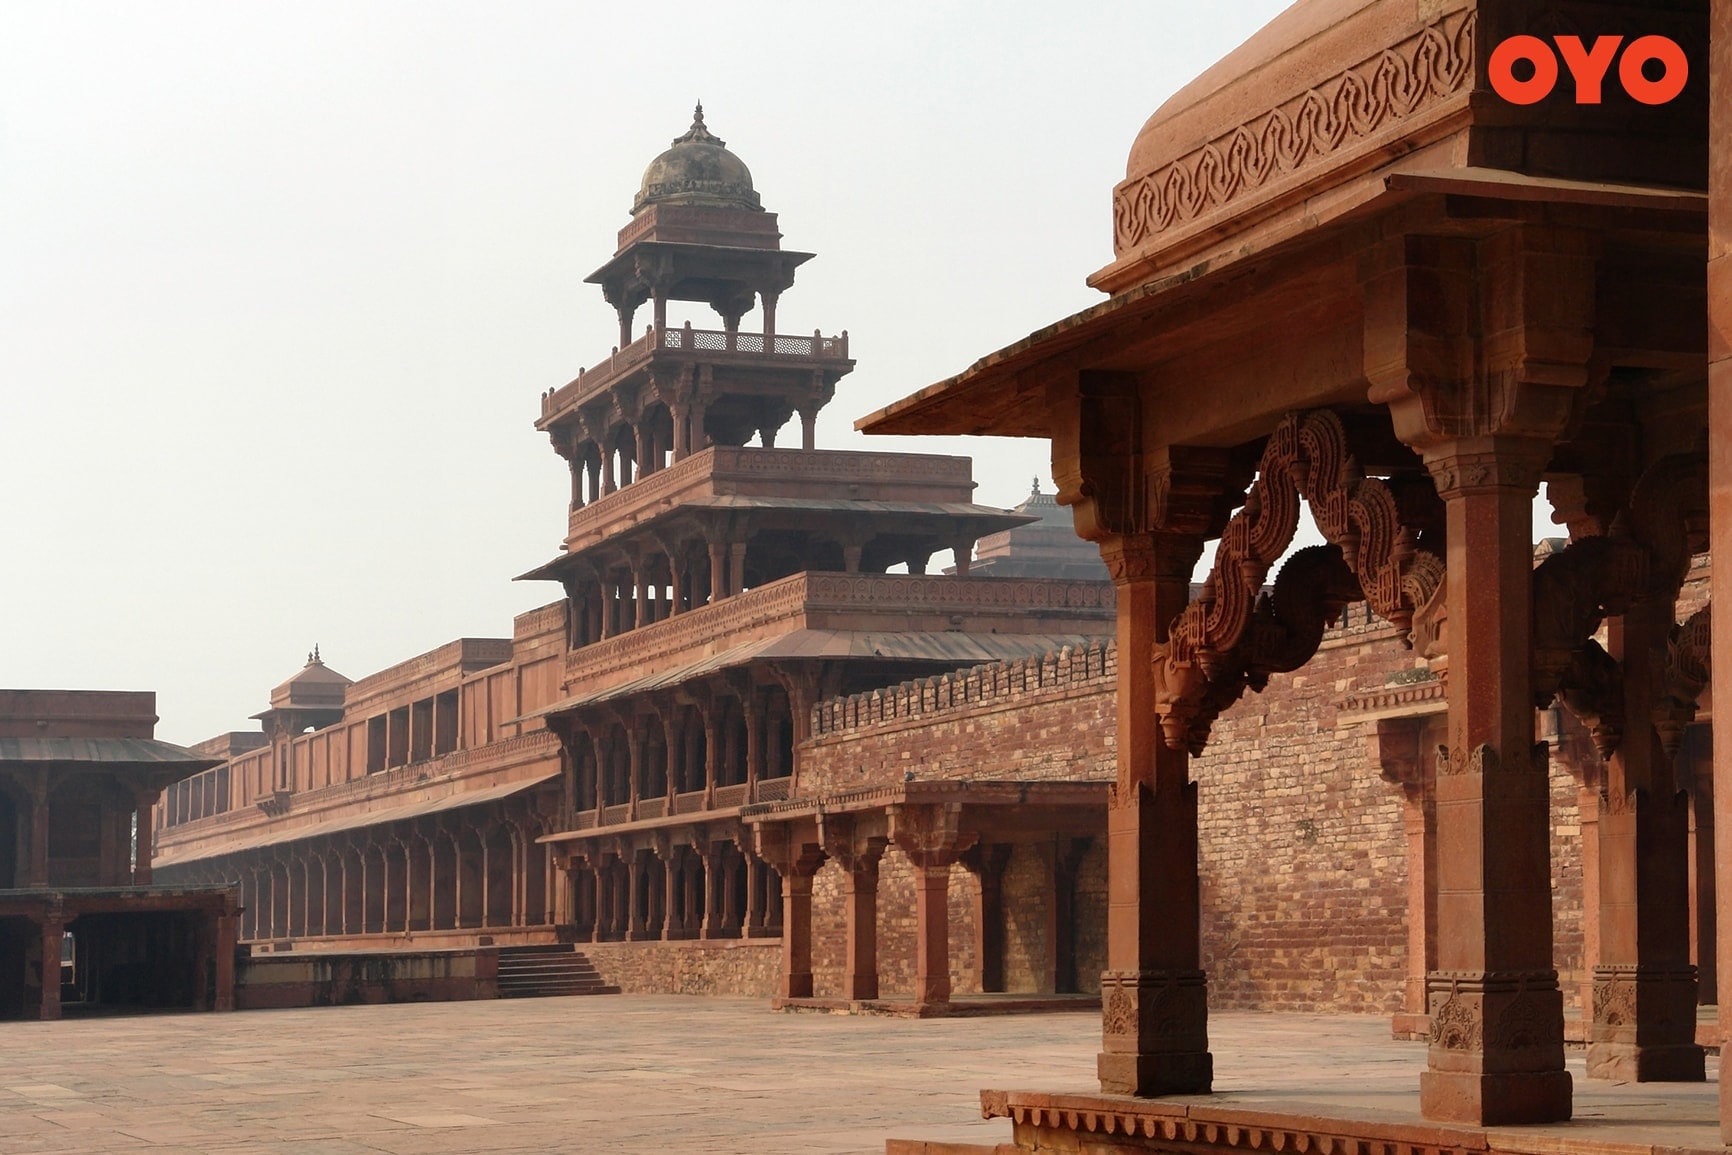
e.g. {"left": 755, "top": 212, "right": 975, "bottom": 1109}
{"left": 887, "top": 802, "right": 979, "bottom": 870}
{"left": 1372, "top": 715, "right": 1429, "bottom": 799}
{"left": 1423, "top": 436, "right": 1553, "bottom": 501}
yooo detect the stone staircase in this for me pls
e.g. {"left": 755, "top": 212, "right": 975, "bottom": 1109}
{"left": 496, "top": 944, "right": 619, "bottom": 999}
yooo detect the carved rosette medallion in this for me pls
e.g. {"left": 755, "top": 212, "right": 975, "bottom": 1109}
{"left": 1428, "top": 970, "right": 1563, "bottom": 1059}
{"left": 1429, "top": 993, "right": 1481, "bottom": 1052}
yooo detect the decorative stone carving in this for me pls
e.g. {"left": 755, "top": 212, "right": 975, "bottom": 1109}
{"left": 1112, "top": 9, "right": 1476, "bottom": 254}
{"left": 1152, "top": 409, "right": 1444, "bottom": 752}
{"left": 1654, "top": 604, "right": 1711, "bottom": 762}
{"left": 1529, "top": 450, "right": 1708, "bottom": 757}
{"left": 1098, "top": 969, "right": 1209, "bottom": 1043}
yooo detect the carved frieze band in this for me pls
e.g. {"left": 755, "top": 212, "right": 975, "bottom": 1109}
{"left": 1152, "top": 409, "right": 1444, "bottom": 753}
{"left": 1427, "top": 969, "right": 1563, "bottom": 1055}
{"left": 1111, "top": 9, "right": 1475, "bottom": 254}
{"left": 1098, "top": 969, "right": 1209, "bottom": 1045}
{"left": 987, "top": 1092, "right": 1486, "bottom": 1155}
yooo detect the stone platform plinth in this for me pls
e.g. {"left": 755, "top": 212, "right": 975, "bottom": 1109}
{"left": 887, "top": 1083, "right": 1721, "bottom": 1155}
{"left": 777, "top": 993, "right": 1100, "bottom": 1018}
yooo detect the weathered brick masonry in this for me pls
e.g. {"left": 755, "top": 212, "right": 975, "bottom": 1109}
{"left": 798, "top": 605, "right": 1609, "bottom": 1017}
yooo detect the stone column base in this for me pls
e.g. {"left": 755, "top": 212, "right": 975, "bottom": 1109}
{"left": 1586, "top": 965, "right": 1705, "bottom": 1082}
{"left": 1585, "top": 1041, "right": 1706, "bottom": 1082}
{"left": 1418, "top": 1069, "right": 1572, "bottom": 1125}
{"left": 1096, "top": 1051, "right": 1212, "bottom": 1097}
{"left": 1097, "top": 969, "right": 1212, "bottom": 1096}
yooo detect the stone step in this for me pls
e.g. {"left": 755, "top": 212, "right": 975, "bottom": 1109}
{"left": 495, "top": 945, "right": 617, "bottom": 999}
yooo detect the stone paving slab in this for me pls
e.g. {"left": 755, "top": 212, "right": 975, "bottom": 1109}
{"left": 0, "top": 999, "right": 1719, "bottom": 1153}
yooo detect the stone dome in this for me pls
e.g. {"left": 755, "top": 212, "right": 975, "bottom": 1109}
{"left": 633, "top": 105, "right": 763, "bottom": 215}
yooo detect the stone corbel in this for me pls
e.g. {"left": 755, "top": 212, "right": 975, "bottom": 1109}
{"left": 887, "top": 802, "right": 979, "bottom": 869}
{"left": 818, "top": 812, "right": 887, "bottom": 875}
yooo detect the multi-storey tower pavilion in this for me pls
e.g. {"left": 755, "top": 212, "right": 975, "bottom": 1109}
{"left": 526, "top": 109, "right": 1116, "bottom": 963}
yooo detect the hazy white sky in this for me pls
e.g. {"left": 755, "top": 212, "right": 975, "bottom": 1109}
{"left": 2, "top": 2, "right": 1304, "bottom": 743}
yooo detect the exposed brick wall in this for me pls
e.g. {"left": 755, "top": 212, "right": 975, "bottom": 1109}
{"left": 801, "top": 643, "right": 1116, "bottom": 794}
{"left": 786, "top": 560, "right": 1716, "bottom": 1016}
{"left": 583, "top": 939, "right": 780, "bottom": 998}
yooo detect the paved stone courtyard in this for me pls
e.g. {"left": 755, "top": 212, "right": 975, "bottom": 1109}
{"left": 0, "top": 997, "right": 1719, "bottom": 1153}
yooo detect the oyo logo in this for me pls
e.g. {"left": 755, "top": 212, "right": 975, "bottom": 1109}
{"left": 1488, "top": 35, "right": 1688, "bottom": 105}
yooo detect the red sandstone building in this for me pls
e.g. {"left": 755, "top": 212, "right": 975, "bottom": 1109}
{"left": 151, "top": 109, "right": 1119, "bottom": 1009}
{"left": 136, "top": 6, "right": 1732, "bottom": 1145}
{"left": 0, "top": 689, "right": 238, "bottom": 1019}
{"left": 860, "top": 0, "right": 1731, "bottom": 1148}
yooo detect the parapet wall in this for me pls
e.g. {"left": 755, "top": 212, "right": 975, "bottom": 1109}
{"left": 802, "top": 642, "right": 1117, "bottom": 794}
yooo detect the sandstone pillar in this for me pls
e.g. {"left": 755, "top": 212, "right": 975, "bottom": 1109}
{"left": 626, "top": 851, "right": 648, "bottom": 941}
{"left": 825, "top": 818, "right": 886, "bottom": 1002}
{"left": 728, "top": 541, "right": 748, "bottom": 596}
{"left": 891, "top": 804, "right": 977, "bottom": 1007}
{"left": 661, "top": 848, "right": 683, "bottom": 940}
{"left": 699, "top": 844, "right": 722, "bottom": 939}
{"left": 39, "top": 906, "right": 63, "bottom": 1020}
{"left": 1374, "top": 715, "right": 1439, "bottom": 1029}
{"left": 758, "top": 827, "right": 824, "bottom": 999}
{"left": 26, "top": 774, "right": 48, "bottom": 887}
{"left": 214, "top": 909, "right": 238, "bottom": 1011}
{"left": 1713, "top": 8, "right": 1732, "bottom": 1115}
{"left": 1588, "top": 599, "right": 1703, "bottom": 1081}
{"left": 133, "top": 789, "right": 159, "bottom": 885}
{"left": 1417, "top": 439, "right": 1571, "bottom": 1124}
{"left": 589, "top": 860, "right": 606, "bottom": 942}
{"left": 1572, "top": 753, "right": 1605, "bottom": 1023}
{"left": 1689, "top": 747, "right": 1716, "bottom": 1005}
{"left": 1097, "top": 532, "right": 1212, "bottom": 1096}
{"left": 967, "top": 843, "right": 1012, "bottom": 993}
{"left": 709, "top": 540, "right": 727, "bottom": 602}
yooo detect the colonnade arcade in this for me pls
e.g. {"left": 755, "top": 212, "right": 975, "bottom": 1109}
{"left": 748, "top": 783, "right": 1107, "bottom": 1009}
{"left": 552, "top": 676, "right": 797, "bottom": 830}
{"left": 557, "top": 825, "right": 780, "bottom": 944}
{"left": 163, "top": 794, "right": 556, "bottom": 944}
{"left": 549, "top": 360, "right": 832, "bottom": 515}
{"left": 554, "top": 511, "right": 987, "bottom": 652}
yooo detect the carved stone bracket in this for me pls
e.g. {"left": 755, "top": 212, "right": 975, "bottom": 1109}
{"left": 1654, "top": 603, "right": 1711, "bottom": 763}
{"left": 1152, "top": 409, "right": 1445, "bottom": 753}
{"left": 887, "top": 802, "right": 979, "bottom": 870}
{"left": 1530, "top": 451, "right": 1708, "bottom": 759}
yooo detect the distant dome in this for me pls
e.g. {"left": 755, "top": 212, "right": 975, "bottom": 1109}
{"left": 633, "top": 105, "right": 763, "bottom": 215}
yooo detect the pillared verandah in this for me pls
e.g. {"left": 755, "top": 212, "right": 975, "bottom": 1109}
{"left": 862, "top": 0, "right": 1729, "bottom": 1146}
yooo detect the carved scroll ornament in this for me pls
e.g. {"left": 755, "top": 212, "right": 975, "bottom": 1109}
{"left": 1112, "top": 10, "right": 1475, "bottom": 255}
{"left": 1530, "top": 450, "right": 1707, "bottom": 758}
{"left": 1152, "top": 409, "right": 1444, "bottom": 753}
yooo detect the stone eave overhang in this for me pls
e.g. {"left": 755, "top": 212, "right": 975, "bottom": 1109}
{"left": 153, "top": 731, "right": 560, "bottom": 865}
{"left": 742, "top": 778, "right": 1111, "bottom": 823}
{"left": 538, "top": 807, "right": 750, "bottom": 845}
{"left": 517, "top": 499, "right": 1035, "bottom": 582}
{"left": 584, "top": 240, "right": 814, "bottom": 291}
{"left": 856, "top": 169, "right": 1706, "bottom": 441}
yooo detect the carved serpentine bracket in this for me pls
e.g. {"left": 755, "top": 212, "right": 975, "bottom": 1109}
{"left": 1153, "top": 409, "right": 1445, "bottom": 754}
{"left": 1529, "top": 450, "right": 1708, "bottom": 759}
{"left": 1654, "top": 603, "right": 1711, "bottom": 764}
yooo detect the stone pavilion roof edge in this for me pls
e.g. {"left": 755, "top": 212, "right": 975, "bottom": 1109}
{"left": 582, "top": 242, "right": 816, "bottom": 286}
{"left": 151, "top": 769, "right": 560, "bottom": 866}
{"left": 857, "top": 166, "right": 1710, "bottom": 440}
{"left": 0, "top": 735, "right": 224, "bottom": 770}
